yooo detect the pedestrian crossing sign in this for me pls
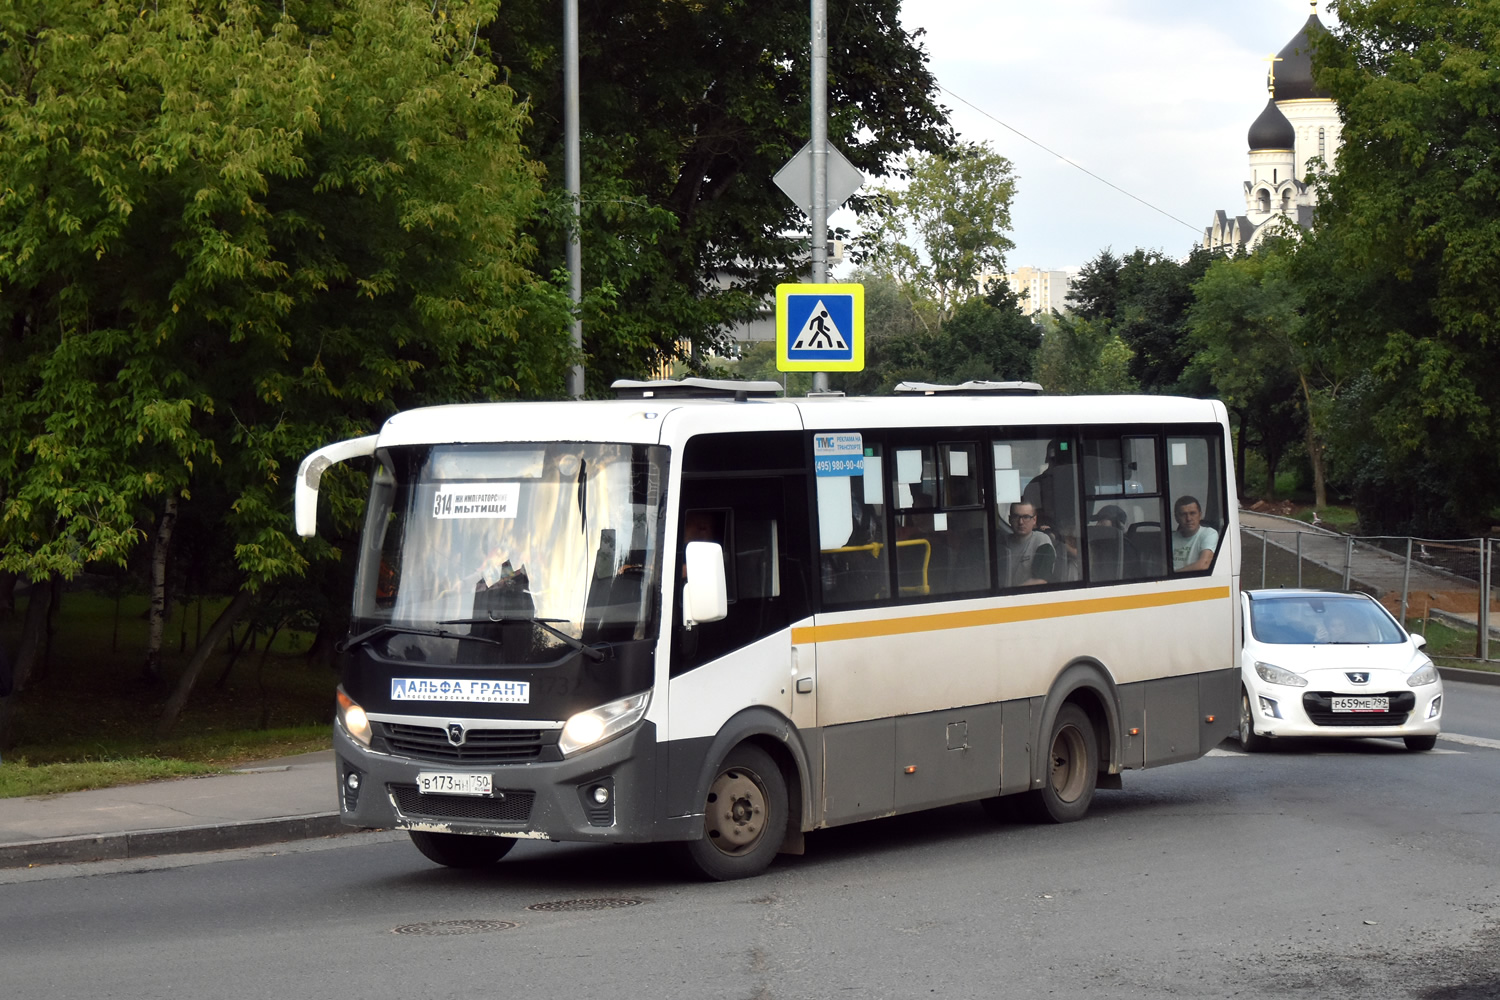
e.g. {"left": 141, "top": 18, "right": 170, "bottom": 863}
{"left": 776, "top": 283, "right": 865, "bottom": 372}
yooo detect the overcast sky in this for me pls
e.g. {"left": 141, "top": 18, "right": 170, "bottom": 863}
{"left": 842, "top": 0, "right": 1335, "bottom": 273}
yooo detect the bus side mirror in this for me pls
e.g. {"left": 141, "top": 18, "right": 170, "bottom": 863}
{"left": 294, "top": 434, "right": 379, "bottom": 537}
{"left": 682, "top": 541, "right": 728, "bottom": 628}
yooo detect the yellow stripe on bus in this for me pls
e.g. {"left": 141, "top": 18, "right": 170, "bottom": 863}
{"left": 791, "top": 585, "right": 1232, "bottom": 644}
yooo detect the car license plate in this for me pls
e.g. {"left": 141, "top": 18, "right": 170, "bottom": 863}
{"left": 1331, "top": 696, "right": 1389, "bottom": 713}
{"left": 415, "top": 771, "right": 493, "bottom": 797}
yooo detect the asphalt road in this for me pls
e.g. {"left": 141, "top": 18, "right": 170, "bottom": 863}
{"left": 2, "top": 683, "right": 1496, "bottom": 1000}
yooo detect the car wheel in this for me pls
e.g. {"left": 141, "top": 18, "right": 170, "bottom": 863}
{"left": 682, "top": 743, "right": 788, "bottom": 881}
{"left": 408, "top": 830, "right": 516, "bottom": 868}
{"left": 1019, "top": 704, "right": 1097, "bottom": 824}
{"left": 1239, "top": 689, "right": 1271, "bottom": 752}
{"left": 1404, "top": 734, "right": 1438, "bottom": 752}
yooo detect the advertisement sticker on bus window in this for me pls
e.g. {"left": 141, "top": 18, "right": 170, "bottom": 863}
{"left": 896, "top": 449, "right": 922, "bottom": 484}
{"left": 994, "top": 468, "right": 1022, "bottom": 504}
{"left": 432, "top": 482, "right": 521, "bottom": 519}
{"left": 948, "top": 449, "right": 969, "bottom": 477}
{"left": 814, "top": 433, "right": 864, "bottom": 477}
{"left": 863, "top": 455, "right": 884, "bottom": 505}
{"left": 391, "top": 677, "right": 530, "bottom": 704}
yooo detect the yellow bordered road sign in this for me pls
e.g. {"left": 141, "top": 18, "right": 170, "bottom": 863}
{"left": 776, "top": 283, "right": 865, "bottom": 372}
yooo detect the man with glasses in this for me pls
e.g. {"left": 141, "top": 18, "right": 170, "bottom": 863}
{"left": 1006, "top": 502, "right": 1055, "bottom": 586}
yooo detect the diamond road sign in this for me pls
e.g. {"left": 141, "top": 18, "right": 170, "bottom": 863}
{"left": 772, "top": 142, "right": 865, "bottom": 218}
{"left": 776, "top": 283, "right": 864, "bottom": 372}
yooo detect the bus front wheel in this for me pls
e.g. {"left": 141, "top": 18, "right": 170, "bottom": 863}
{"left": 409, "top": 830, "right": 515, "bottom": 869}
{"left": 1022, "top": 704, "right": 1097, "bottom": 824}
{"left": 684, "top": 743, "right": 787, "bottom": 881}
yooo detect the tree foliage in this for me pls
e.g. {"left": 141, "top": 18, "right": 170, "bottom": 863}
{"left": 486, "top": 0, "right": 954, "bottom": 385}
{"left": 834, "top": 278, "right": 1039, "bottom": 394}
{"left": 853, "top": 142, "right": 1016, "bottom": 329}
{"left": 1067, "top": 247, "right": 1215, "bottom": 393}
{"left": 1300, "top": 0, "right": 1500, "bottom": 529}
{"left": 0, "top": 1, "right": 563, "bottom": 653}
{"left": 1033, "top": 314, "right": 1136, "bottom": 395}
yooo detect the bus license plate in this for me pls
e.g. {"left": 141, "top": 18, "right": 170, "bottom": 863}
{"left": 416, "top": 772, "right": 493, "bottom": 797}
{"left": 1331, "top": 696, "right": 1388, "bottom": 713}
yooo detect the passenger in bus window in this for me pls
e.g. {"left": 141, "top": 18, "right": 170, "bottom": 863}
{"left": 1171, "top": 496, "right": 1217, "bottom": 572}
{"left": 1006, "top": 502, "right": 1055, "bottom": 586}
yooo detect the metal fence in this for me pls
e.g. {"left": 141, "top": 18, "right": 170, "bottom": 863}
{"left": 1240, "top": 528, "right": 1498, "bottom": 659}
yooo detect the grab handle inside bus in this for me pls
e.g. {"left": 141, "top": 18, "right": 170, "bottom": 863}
{"left": 682, "top": 541, "right": 728, "bottom": 628}
{"left": 295, "top": 434, "right": 379, "bottom": 538}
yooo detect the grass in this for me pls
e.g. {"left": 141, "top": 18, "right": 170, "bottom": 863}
{"left": 1295, "top": 504, "right": 1359, "bottom": 532}
{"left": 0, "top": 587, "right": 334, "bottom": 798}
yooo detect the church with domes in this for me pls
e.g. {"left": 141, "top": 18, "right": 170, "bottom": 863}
{"left": 1203, "top": 4, "right": 1341, "bottom": 252}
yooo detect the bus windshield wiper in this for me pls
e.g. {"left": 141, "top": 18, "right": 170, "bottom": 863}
{"left": 338, "top": 622, "right": 506, "bottom": 653}
{"left": 438, "top": 616, "right": 607, "bottom": 662}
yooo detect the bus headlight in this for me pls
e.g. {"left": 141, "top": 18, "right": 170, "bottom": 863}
{"left": 336, "top": 689, "right": 373, "bottom": 746}
{"left": 559, "top": 691, "right": 651, "bottom": 757}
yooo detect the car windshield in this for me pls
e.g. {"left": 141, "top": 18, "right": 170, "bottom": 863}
{"left": 1249, "top": 595, "right": 1405, "bottom": 645}
{"left": 352, "top": 442, "right": 668, "bottom": 662}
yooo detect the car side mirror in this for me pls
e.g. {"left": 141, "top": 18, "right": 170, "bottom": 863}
{"left": 682, "top": 541, "right": 728, "bottom": 628}
{"left": 1410, "top": 633, "right": 1427, "bottom": 649}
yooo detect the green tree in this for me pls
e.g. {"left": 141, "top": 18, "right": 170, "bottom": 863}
{"left": 854, "top": 142, "right": 1016, "bottom": 330}
{"left": 1033, "top": 315, "right": 1136, "bottom": 395}
{"left": 486, "top": 0, "right": 953, "bottom": 385}
{"left": 0, "top": 0, "right": 563, "bottom": 724}
{"left": 1067, "top": 247, "right": 1215, "bottom": 393}
{"left": 1294, "top": 0, "right": 1500, "bottom": 531}
{"left": 1188, "top": 240, "right": 1334, "bottom": 507}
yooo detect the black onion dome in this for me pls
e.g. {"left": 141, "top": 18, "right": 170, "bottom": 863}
{"left": 1269, "top": 14, "right": 1331, "bottom": 100}
{"left": 1248, "top": 98, "right": 1296, "bottom": 150}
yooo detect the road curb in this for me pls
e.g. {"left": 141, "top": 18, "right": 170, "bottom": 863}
{"left": 0, "top": 812, "right": 351, "bottom": 869}
{"left": 1437, "top": 665, "right": 1500, "bottom": 688}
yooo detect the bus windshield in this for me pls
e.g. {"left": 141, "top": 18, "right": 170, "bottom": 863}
{"left": 352, "top": 442, "right": 668, "bottom": 661}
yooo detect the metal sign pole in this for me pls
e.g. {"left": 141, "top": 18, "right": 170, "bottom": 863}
{"left": 564, "top": 0, "right": 585, "bottom": 398}
{"left": 809, "top": 0, "right": 829, "bottom": 393}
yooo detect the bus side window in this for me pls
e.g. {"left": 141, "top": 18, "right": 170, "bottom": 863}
{"left": 1166, "top": 436, "right": 1225, "bottom": 575}
{"left": 818, "top": 441, "right": 889, "bottom": 605}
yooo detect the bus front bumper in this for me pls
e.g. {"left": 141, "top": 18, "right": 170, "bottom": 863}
{"left": 333, "top": 721, "right": 699, "bottom": 844}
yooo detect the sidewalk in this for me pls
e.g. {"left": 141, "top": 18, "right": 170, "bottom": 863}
{"left": 0, "top": 750, "right": 350, "bottom": 869}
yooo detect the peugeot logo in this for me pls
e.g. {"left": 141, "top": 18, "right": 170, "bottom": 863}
{"left": 446, "top": 723, "right": 466, "bottom": 746}
{"left": 1346, "top": 672, "right": 1370, "bottom": 684}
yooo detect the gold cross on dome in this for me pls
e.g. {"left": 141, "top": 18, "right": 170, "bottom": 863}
{"left": 1264, "top": 53, "right": 1284, "bottom": 95}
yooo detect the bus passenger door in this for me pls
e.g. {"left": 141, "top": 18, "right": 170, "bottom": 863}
{"left": 666, "top": 443, "right": 814, "bottom": 806}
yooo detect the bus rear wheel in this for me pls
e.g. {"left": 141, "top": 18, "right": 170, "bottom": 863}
{"left": 408, "top": 830, "right": 515, "bottom": 869}
{"left": 683, "top": 744, "right": 787, "bottom": 881}
{"left": 1021, "top": 704, "right": 1097, "bottom": 824}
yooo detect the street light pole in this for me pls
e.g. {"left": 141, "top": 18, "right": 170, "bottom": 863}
{"left": 809, "top": 0, "right": 829, "bottom": 393}
{"left": 564, "top": 0, "right": 585, "bottom": 398}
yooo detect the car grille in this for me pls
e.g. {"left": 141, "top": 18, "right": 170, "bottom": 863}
{"left": 389, "top": 784, "right": 535, "bottom": 823}
{"left": 377, "top": 722, "right": 545, "bottom": 764}
{"left": 1302, "top": 691, "right": 1416, "bottom": 727}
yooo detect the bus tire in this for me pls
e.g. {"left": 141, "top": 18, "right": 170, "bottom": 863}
{"left": 1239, "top": 689, "right": 1271, "bottom": 752}
{"left": 408, "top": 830, "right": 515, "bottom": 869}
{"left": 683, "top": 743, "right": 787, "bottom": 881}
{"left": 1021, "top": 704, "right": 1097, "bottom": 824}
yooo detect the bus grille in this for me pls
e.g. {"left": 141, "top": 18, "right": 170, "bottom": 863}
{"left": 389, "top": 784, "right": 535, "bottom": 823}
{"left": 1301, "top": 691, "right": 1415, "bottom": 727}
{"left": 377, "top": 722, "right": 544, "bottom": 763}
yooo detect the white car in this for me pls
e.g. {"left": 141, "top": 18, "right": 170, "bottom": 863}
{"left": 1239, "top": 589, "right": 1443, "bottom": 752}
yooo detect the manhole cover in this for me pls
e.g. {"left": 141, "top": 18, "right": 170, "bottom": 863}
{"left": 391, "top": 919, "right": 519, "bottom": 936}
{"left": 526, "top": 897, "right": 646, "bottom": 912}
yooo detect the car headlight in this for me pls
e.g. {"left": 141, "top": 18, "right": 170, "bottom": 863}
{"left": 559, "top": 691, "right": 651, "bottom": 757}
{"left": 1407, "top": 662, "right": 1439, "bottom": 686}
{"left": 1254, "top": 661, "right": 1308, "bottom": 687}
{"left": 336, "top": 689, "right": 373, "bottom": 746}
